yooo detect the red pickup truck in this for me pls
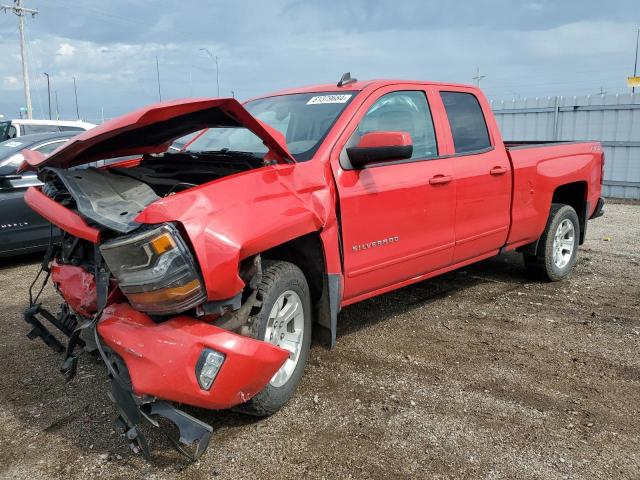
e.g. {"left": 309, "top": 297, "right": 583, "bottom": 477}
{"left": 21, "top": 76, "right": 604, "bottom": 458}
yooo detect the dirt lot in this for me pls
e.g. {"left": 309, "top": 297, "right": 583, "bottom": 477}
{"left": 0, "top": 201, "right": 638, "bottom": 480}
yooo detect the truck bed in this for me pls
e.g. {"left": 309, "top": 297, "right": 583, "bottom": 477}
{"left": 504, "top": 140, "right": 603, "bottom": 251}
{"left": 505, "top": 140, "right": 597, "bottom": 149}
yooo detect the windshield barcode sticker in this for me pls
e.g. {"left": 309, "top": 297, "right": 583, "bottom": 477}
{"left": 307, "top": 95, "right": 352, "bottom": 105}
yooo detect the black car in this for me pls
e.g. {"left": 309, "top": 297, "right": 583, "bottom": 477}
{"left": 0, "top": 132, "right": 75, "bottom": 256}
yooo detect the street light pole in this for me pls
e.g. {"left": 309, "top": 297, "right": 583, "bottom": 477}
{"left": 215, "top": 55, "right": 219, "bottom": 97}
{"left": 633, "top": 27, "right": 639, "bottom": 94}
{"left": 73, "top": 76, "right": 80, "bottom": 119}
{"left": 155, "top": 55, "right": 162, "bottom": 101}
{"left": 43, "top": 72, "right": 51, "bottom": 120}
{"left": 200, "top": 48, "right": 220, "bottom": 97}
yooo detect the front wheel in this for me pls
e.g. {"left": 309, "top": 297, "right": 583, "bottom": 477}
{"left": 524, "top": 203, "right": 580, "bottom": 281}
{"left": 236, "top": 260, "right": 312, "bottom": 416}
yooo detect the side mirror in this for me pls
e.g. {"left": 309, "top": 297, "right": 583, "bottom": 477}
{"left": 346, "top": 131, "right": 413, "bottom": 169}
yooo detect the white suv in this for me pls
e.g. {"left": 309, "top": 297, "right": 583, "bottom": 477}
{"left": 0, "top": 119, "right": 96, "bottom": 140}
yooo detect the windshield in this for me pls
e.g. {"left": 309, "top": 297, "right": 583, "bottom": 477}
{"left": 186, "top": 92, "right": 357, "bottom": 161}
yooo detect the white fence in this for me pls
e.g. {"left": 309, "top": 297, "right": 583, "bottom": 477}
{"left": 491, "top": 93, "right": 640, "bottom": 199}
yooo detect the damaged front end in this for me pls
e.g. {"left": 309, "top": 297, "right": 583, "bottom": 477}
{"left": 20, "top": 98, "right": 301, "bottom": 460}
{"left": 24, "top": 209, "right": 288, "bottom": 460}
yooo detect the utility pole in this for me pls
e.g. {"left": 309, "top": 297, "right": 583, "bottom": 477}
{"left": 200, "top": 48, "right": 220, "bottom": 97}
{"left": 155, "top": 55, "right": 162, "bottom": 101}
{"left": 472, "top": 66, "right": 486, "bottom": 88}
{"left": 633, "top": 27, "right": 639, "bottom": 94}
{"left": 72, "top": 76, "right": 80, "bottom": 119}
{"left": 54, "top": 90, "right": 59, "bottom": 119}
{"left": 1, "top": 1, "right": 38, "bottom": 119}
{"left": 43, "top": 72, "right": 51, "bottom": 119}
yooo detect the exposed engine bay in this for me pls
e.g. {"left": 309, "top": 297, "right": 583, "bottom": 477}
{"left": 39, "top": 150, "right": 266, "bottom": 234}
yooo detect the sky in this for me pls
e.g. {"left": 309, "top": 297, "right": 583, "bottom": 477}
{"left": 0, "top": 0, "right": 638, "bottom": 122}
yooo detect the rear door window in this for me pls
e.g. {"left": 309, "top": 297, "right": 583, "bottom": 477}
{"left": 440, "top": 92, "right": 491, "bottom": 153}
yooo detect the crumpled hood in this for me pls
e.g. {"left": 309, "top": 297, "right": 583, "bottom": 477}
{"left": 20, "top": 98, "right": 295, "bottom": 171}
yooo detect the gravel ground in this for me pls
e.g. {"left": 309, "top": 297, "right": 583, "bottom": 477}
{"left": 0, "top": 201, "right": 638, "bottom": 480}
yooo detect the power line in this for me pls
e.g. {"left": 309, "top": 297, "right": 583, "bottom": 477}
{"left": 200, "top": 48, "right": 220, "bottom": 97}
{"left": 1, "top": 0, "right": 39, "bottom": 119}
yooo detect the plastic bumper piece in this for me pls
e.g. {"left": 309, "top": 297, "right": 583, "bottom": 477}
{"left": 97, "top": 303, "right": 289, "bottom": 410}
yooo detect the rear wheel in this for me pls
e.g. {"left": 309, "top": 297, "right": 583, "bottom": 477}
{"left": 524, "top": 203, "right": 580, "bottom": 281}
{"left": 236, "top": 260, "right": 312, "bottom": 416}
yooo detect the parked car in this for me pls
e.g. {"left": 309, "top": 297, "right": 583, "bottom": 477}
{"left": 0, "top": 132, "right": 76, "bottom": 256}
{"left": 0, "top": 119, "right": 95, "bottom": 140}
{"left": 20, "top": 77, "right": 604, "bottom": 459}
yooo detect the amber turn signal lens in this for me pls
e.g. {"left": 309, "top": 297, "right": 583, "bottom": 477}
{"left": 127, "top": 279, "right": 201, "bottom": 304}
{"left": 150, "top": 232, "right": 176, "bottom": 254}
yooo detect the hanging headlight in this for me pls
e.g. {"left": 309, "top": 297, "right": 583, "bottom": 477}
{"left": 100, "top": 224, "right": 207, "bottom": 315}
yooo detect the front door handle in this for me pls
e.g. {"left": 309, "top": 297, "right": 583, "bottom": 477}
{"left": 490, "top": 166, "right": 507, "bottom": 175}
{"left": 429, "top": 174, "right": 453, "bottom": 185}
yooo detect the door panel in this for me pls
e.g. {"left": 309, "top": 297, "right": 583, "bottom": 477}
{"left": 336, "top": 160, "right": 455, "bottom": 299}
{"left": 437, "top": 90, "right": 511, "bottom": 262}
{"left": 0, "top": 175, "right": 53, "bottom": 255}
{"left": 332, "top": 88, "right": 456, "bottom": 301}
{"left": 452, "top": 149, "right": 511, "bottom": 261}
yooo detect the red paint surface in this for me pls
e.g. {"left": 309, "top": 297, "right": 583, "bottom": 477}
{"left": 97, "top": 303, "right": 289, "bottom": 410}
{"left": 357, "top": 131, "right": 412, "bottom": 148}
{"left": 28, "top": 81, "right": 603, "bottom": 306}
{"left": 24, "top": 187, "right": 100, "bottom": 243}
{"left": 51, "top": 261, "right": 97, "bottom": 317}
{"left": 19, "top": 148, "right": 45, "bottom": 170}
{"left": 23, "top": 98, "right": 295, "bottom": 170}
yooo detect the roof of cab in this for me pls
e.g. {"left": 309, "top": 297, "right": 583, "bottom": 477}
{"left": 258, "top": 79, "right": 478, "bottom": 98}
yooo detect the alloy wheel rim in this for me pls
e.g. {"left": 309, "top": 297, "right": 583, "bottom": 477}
{"left": 264, "top": 290, "right": 304, "bottom": 388}
{"left": 552, "top": 219, "right": 575, "bottom": 269}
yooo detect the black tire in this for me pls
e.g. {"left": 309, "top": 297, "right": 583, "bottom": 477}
{"left": 235, "top": 260, "right": 312, "bottom": 417}
{"left": 524, "top": 203, "right": 580, "bottom": 282}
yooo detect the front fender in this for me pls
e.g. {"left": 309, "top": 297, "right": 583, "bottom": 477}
{"left": 135, "top": 162, "right": 336, "bottom": 300}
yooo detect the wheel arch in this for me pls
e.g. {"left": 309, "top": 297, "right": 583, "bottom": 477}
{"left": 517, "top": 180, "right": 589, "bottom": 256}
{"left": 551, "top": 181, "right": 588, "bottom": 245}
{"left": 260, "top": 231, "right": 341, "bottom": 349}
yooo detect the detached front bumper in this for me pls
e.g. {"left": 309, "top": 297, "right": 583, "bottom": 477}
{"left": 97, "top": 303, "right": 289, "bottom": 410}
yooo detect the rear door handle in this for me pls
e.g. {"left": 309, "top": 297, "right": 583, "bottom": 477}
{"left": 490, "top": 166, "right": 507, "bottom": 175}
{"left": 429, "top": 174, "right": 453, "bottom": 185}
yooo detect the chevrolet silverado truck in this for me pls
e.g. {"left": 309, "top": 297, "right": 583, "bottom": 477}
{"left": 19, "top": 75, "right": 605, "bottom": 459}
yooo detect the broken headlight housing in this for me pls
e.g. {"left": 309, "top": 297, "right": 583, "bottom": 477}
{"left": 100, "top": 223, "right": 207, "bottom": 315}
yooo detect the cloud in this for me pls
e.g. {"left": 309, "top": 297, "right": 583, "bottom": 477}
{"left": 0, "top": 0, "right": 637, "bottom": 120}
{"left": 56, "top": 42, "right": 75, "bottom": 57}
{"left": 2, "top": 75, "right": 20, "bottom": 90}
